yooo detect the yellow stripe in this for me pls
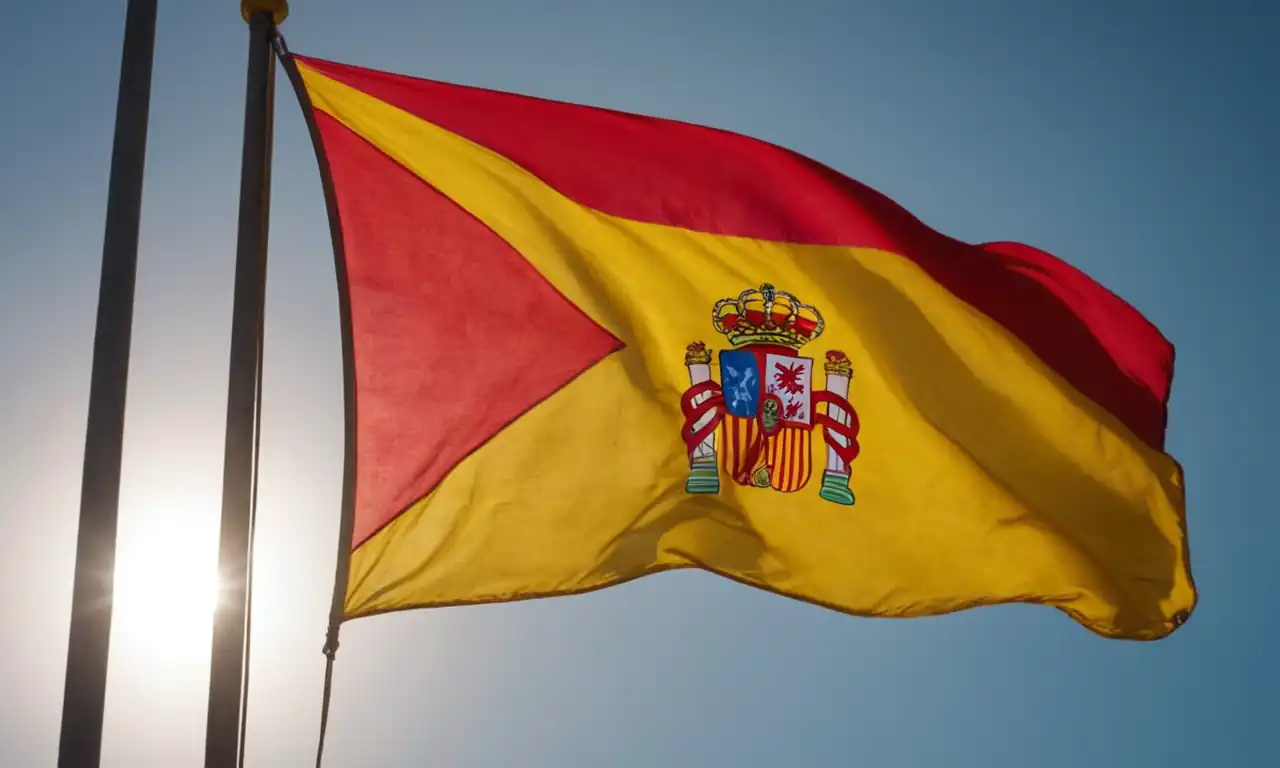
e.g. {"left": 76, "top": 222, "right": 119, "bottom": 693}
{"left": 301, "top": 64, "right": 1193, "bottom": 639}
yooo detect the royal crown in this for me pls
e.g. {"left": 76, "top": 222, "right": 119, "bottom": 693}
{"left": 711, "top": 283, "right": 824, "bottom": 350}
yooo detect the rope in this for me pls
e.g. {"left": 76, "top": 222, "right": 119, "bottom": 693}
{"left": 314, "top": 630, "right": 339, "bottom": 768}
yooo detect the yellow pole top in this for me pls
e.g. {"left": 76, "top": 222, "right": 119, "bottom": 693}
{"left": 242, "top": 0, "right": 289, "bottom": 24}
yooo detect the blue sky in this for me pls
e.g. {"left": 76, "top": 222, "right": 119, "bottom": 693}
{"left": 1, "top": 1, "right": 1275, "bottom": 766}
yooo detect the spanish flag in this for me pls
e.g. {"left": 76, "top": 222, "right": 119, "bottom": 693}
{"left": 284, "top": 53, "right": 1193, "bottom": 640}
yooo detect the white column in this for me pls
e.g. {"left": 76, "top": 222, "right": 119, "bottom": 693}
{"left": 686, "top": 360, "right": 717, "bottom": 460}
{"left": 824, "top": 371, "right": 851, "bottom": 473}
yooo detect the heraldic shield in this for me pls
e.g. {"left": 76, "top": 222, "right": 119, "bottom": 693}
{"left": 680, "top": 283, "right": 860, "bottom": 505}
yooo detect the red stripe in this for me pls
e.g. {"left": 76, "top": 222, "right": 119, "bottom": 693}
{"left": 783, "top": 432, "right": 793, "bottom": 491}
{"left": 780, "top": 432, "right": 791, "bottom": 491}
{"left": 779, "top": 432, "right": 789, "bottom": 490}
{"left": 801, "top": 431, "right": 810, "bottom": 486}
{"left": 796, "top": 432, "right": 804, "bottom": 489}
{"left": 764, "top": 433, "right": 773, "bottom": 482}
{"left": 785, "top": 431, "right": 793, "bottom": 489}
{"left": 298, "top": 54, "right": 1174, "bottom": 450}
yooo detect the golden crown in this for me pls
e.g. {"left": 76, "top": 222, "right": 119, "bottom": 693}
{"left": 712, "top": 283, "right": 824, "bottom": 351}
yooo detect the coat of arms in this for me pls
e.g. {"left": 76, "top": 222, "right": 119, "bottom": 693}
{"left": 680, "top": 283, "right": 860, "bottom": 505}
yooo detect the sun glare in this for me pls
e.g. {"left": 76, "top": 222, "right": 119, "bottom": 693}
{"left": 112, "top": 511, "right": 222, "bottom": 667}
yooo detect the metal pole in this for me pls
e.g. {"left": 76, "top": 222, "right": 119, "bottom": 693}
{"left": 205, "top": 6, "right": 279, "bottom": 766}
{"left": 57, "top": 1, "right": 157, "bottom": 765}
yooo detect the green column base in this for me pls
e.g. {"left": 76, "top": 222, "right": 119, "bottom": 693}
{"left": 818, "top": 470, "right": 855, "bottom": 506}
{"left": 685, "top": 456, "right": 720, "bottom": 494}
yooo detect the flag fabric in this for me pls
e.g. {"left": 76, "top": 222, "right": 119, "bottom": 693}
{"left": 286, "top": 53, "right": 1194, "bottom": 640}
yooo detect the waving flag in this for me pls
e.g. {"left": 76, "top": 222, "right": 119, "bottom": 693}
{"left": 284, "top": 53, "right": 1193, "bottom": 640}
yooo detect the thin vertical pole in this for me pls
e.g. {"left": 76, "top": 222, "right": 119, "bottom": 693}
{"left": 205, "top": 8, "right": 277, "bottom": 767}
{"left": 57, "top": 1, "right": 157, "bottom": 765}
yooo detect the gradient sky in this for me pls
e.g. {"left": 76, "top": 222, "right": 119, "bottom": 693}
{"left": 1, "top": 1, "right": 1275, "bottom": 766}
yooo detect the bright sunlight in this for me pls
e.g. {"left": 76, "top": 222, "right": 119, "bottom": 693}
{"left": 111, "top": 508, "right": 222, "bottom": 668}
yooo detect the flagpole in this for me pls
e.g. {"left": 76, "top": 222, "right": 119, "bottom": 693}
{"left": 205, "top": 3, "right": 287, "bottom": 766}
{"left": 57, "top": 1, "right": 157, "bottom": 765}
